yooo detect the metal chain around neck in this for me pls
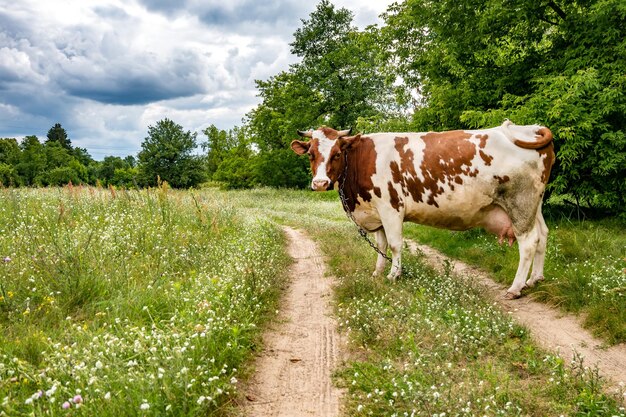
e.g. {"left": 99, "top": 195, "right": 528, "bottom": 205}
{"left": 337, "top": 152, "right": 393, "bottom": 263}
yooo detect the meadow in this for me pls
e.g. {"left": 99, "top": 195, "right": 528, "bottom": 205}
{"left": 1, "top": 186, "right": 624, "bottom": 416}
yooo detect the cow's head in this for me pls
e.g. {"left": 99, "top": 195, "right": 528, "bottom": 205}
{"left": 290, "top": 127, "right": 360, "bottom": 191}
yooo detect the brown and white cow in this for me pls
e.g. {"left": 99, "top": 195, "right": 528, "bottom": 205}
{"left": 291, "top": 120, "right": 555, "bottom": 299}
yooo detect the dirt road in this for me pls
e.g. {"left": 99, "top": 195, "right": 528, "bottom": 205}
{"left": 244, "top": 227, "right": 345, "bottom": 417}
{"left": 407, "top": 240, "right": 626, "bottom": 394}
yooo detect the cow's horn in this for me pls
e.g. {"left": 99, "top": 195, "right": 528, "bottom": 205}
{"left": 297, "top": 130, "right": 313, "bottom": 138}
{"left": 337, "top": 127, "right": 352, "bottom": 137}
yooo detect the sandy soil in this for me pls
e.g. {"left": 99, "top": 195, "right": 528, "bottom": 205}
{"left": 243, "top": 227, "right": 345, "bottom": 417}
{"left": 406, "top": 240, "right": 626, "bottom": 394}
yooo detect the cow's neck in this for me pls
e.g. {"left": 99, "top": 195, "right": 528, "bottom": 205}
{"left": 338, "top": 139, "right": 380, "bottom": 213}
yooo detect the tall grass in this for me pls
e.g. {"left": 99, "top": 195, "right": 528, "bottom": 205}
{"left": 0, "top": 186, "right": 290, "bottom": 416}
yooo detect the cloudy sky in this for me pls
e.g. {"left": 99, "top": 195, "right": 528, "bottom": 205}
{"left": 0, "top": 0, "right": 395, "bottom": 160}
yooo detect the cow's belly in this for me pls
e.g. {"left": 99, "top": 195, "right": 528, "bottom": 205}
{"left": 403, "top": 189, "right": 495, "bottom": 230}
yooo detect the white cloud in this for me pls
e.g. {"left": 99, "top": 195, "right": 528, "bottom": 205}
{"left": 0, "top": 0, "right": 394, "bottom": 160}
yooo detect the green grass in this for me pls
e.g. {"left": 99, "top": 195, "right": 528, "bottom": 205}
{"left": 0, "top": 186, "right": 290, "bottom": 416}
{"left": 403, "top": 216, "right": 626, "bottom": 344}
{"left": 1, "top": 186, "right": 624, "bottom": 416}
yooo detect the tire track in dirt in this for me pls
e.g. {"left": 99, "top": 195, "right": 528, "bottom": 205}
{"left": 244, "top": 227, "right": 345, "bottom": 416}
{"left": 406, "top": 240, "right": 626, "bottom": 395}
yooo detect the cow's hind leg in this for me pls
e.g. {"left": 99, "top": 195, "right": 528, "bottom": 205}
{"left": 372, "top": 229, "right": 388, "bottom": 277}
{"left": 506, "top": 224, "right": 540, "bottom": 299}
{"left": 527, "top": 208, "right": 548, "bottom": 288}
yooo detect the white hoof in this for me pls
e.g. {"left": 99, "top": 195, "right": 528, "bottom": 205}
{"left": 526, "top": 275, "right": 544, "bottom": 288}
{"left": 504, "top": 291, "right": 521, "bottom": 300}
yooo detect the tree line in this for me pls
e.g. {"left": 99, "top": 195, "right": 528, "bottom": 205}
{"left": 1, "top": 0, "right": 624, "bottom": 216}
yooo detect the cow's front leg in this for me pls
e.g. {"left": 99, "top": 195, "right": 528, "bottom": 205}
{"left": 381, "top": 216, "right": 403, "bottom": 281}
{"left": 372, "top": 229, "right": 388, "bottom": 277}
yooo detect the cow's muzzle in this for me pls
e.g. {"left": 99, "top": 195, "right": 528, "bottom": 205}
{"left": 311, "top": 179, "right": 331, "bottom": 191}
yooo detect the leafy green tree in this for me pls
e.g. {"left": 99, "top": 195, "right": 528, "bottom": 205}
{"left": 212, "top": 145, "right": 256, "bottom": 189}
{"left": 72, "top": 147, "right": 94, "bottom": 167}
{"left": 290, "top": 0, "right": 393, "bottom": 128}
{"left": 383, "top": 0, "right": 626, "bottom": 215}
{"left": 0, "top": 163, "right": 21, "bottom": 186}
{"left": 247, "top": 71, "right": 323, "bottom": 152}
{"left": 138, "top": 118, "right": 206, "bottom": 188}
{"left": 46, "top": 123, "right": 72, "bottom": 150}
{"left": 16, "top": 136, "right": 46, "bottom": 186}
{"left": 253, "top": 149, "right": 311, "bottom": 189}
{"left": 0, "top": 138, "right": 21, "bottom": 166}
{"left": 242, "top": 1, "right": 399, "bottom": 189}
{"left": 111, "top": 167, "right": 139, "bottom": 188}
{"left": 46, "top": 166, "right": 81, "bottom": 186}
{"left": 203, "top": 125, "right": 244, "bottom": 177}
{"left": 99, "top": 156, "right": 129, "bottom": 185}
{"left": 124, "top": 155, "right": 136, "bottom": 168}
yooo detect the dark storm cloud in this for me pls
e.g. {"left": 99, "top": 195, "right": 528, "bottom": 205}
{"left": 139, "top": 0, "right": 308, "bottom": 35}
{"left": 0, "top": 7, "right": 208, "bottom": 108}
{"left": 56, "top": 48, "right": 208, "bottom": 105}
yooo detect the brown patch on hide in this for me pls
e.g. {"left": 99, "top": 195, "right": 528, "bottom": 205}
{"left": 420, "top": 131, "right": 477, "bottom": 207}
{"left": 320, "top": 127, "right": 339, "bottom": 140}
{"left": 494, "top": 175, "right": 510, "bottom": 184}
{"left": 388, "top": 182, "right": 401, "bottom": 211}
{"left": 479, "top": 150, "right": 493, "bottom": 166}
{"left": 304, "top": 139, "right": 325, "bottom": 178}
{"left": 476, "top": 134, "right": 489, "bottom": 148}
{"left": 390, "top": 132, "right": 492, "bottom": 207}
{"left": 537, "top": 142, "right": 555, "bottom": 184}
{"left": 391, "top": 136, "right": 428, "bottom": 206}
{"left": 341, "top": 136, "right": 381, "bottom": 212}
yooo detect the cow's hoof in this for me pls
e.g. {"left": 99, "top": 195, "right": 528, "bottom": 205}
{"left": 526, "top": 275, "right": 544, "bottom": 288}
{"left": 386, "top": 274, "right": 399, "bottom": 283}
{"left": 504, "top": 291, "right": 521, "bottom": 300}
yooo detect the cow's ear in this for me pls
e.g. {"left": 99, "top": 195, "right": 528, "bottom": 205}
{"left": 291, "top": 140, "right": 311, "bottom": 155}
{"left": 337, "top": 134, "right": 361, "bottom": 150}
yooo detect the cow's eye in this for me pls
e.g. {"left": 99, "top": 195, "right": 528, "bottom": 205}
{"left": 308, "top": 153, "right": 315, "bottom": 161}
{"left": 333, "top": 152, "right": 341, "bottom": 160}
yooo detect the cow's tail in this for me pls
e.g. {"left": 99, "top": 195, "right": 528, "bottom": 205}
{"left": 501, "top": 119, "right": 553, "bottom": 149}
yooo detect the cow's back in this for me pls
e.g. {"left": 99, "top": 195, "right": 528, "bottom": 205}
{"left": 353, "top": 126, "right": 553, "bottom": 232}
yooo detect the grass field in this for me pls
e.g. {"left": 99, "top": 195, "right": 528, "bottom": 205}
{"left": 0, "top": 186, "right": 290, "bottom": 416}
{"left": 1, "top": 186, "right": 624, "bottom": 416}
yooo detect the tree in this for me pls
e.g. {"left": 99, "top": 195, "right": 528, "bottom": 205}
{"left": 203, "top": 125, "right": 243, "bottom": 177}
{"left": 0, "top": 138, "right": 21, "bottom": 166}
{"left": 241, "top": 0, "right": 399, "bottom": 189}
{"left": 383, "top": 0, "right": 626, "bottom": 215}
{"left": 16, "top": 136, "right": 46, "bottom": 186}
{"left": 212, "top": 145, "right": 256, "bottom": 189}
{"left": 99, "top": 156, "right": 129, "bottom": 185}
{"left": 290, "top": 0, "right": 393, "bottom": 128}
{"left": 46, "top": 123, "right": 72, "bottom": 150}
{"left": 137, "top": 118, "right": 206, "bottom": 188}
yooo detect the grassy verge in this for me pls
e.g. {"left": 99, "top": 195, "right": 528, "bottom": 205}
{"left": 0, "top": 186, "right": 290, "bottom": 416}
{"left": 403, "top": 217, "right": 626, "bottom": 344}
